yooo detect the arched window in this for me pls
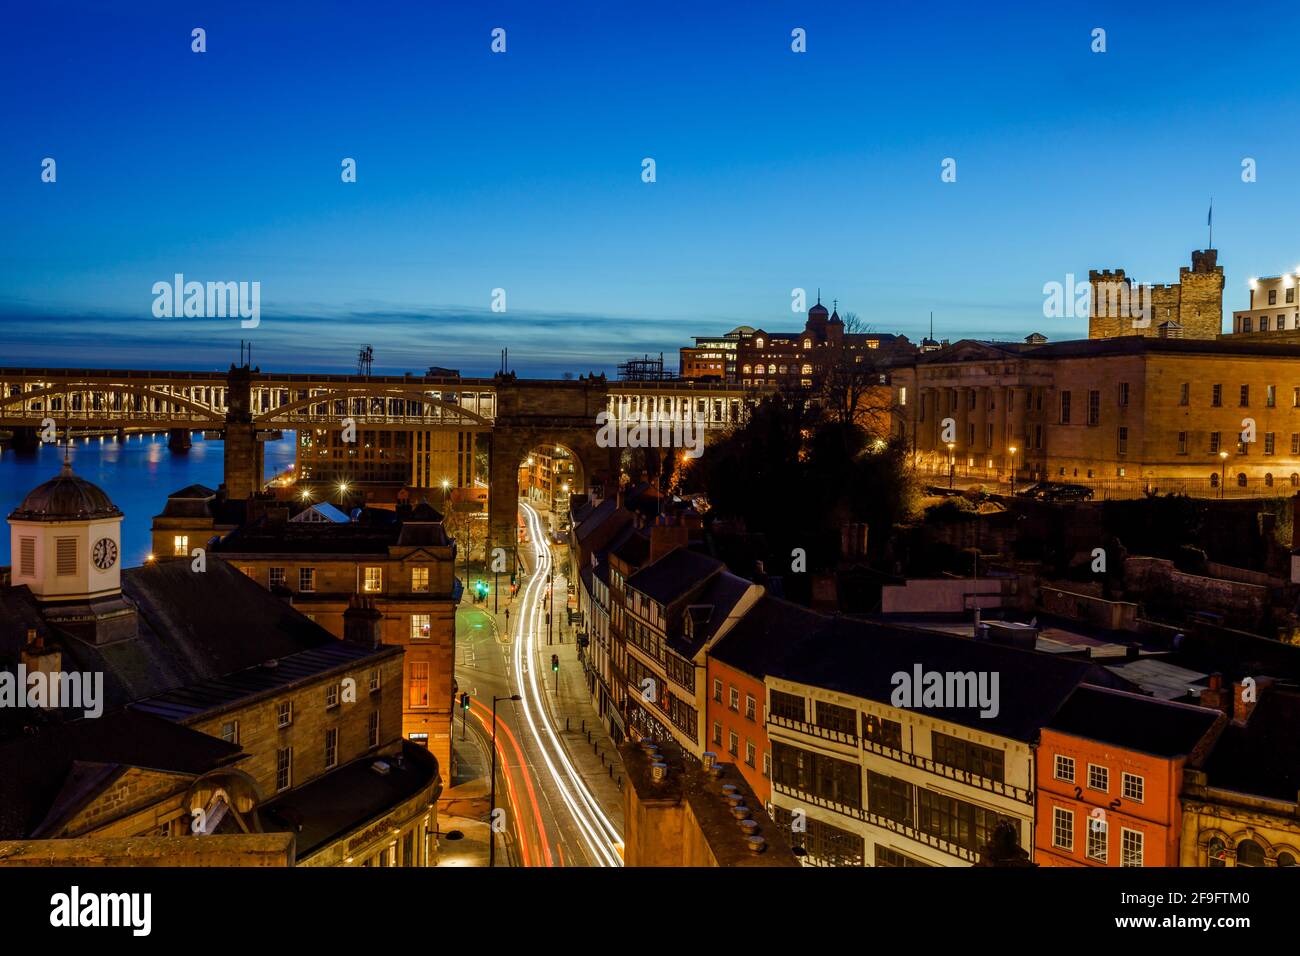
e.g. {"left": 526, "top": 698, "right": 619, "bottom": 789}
{"left": 742, "top": 365, "right": 752, "bottom": 375}
{"left": 1279, "top": 852, "right": 1296, "bottom": 867}
{"left": 1236, "top": 839, "right": 1265, "bottom": 867}
{"left": 755, "top": 337, "right": 764, "bottom": 348}
{"left": 1208, "top": 837, "right": 1226, "bottom": 866}
{"left": 778, "top": 365, "right": 787, "bottom": 375}
{"left": 801, "top": 364, "right": 813, "bottom": 375}
{"left": 755, "top": 365, "right": 766, "bottom": 375}
{"left": 803, "top": 339, "right": 811, "bottom": 350}
{"left": 1291, "top": 473, "right": 1298, "bottom": 487}
{"left": 1210, "top": 473, "right": 1219, "bottom": 488}
{"left": 1266, "top": 473, "right": 1274, "bottom": 487}
{"left": 1237, "top": 473, "right": 1248, "bottom": 487}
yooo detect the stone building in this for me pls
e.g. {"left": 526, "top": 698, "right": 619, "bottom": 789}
{"left": 0, "top": 465, "right": 441, "bottom": 866}
{"left": 1088, "top": 249, "right": 1224, "bottom": 340}
{"left": 896, "top": 335, "right": 1300, "bottom": 495}
{"left": 1227, "top": 271, "right": 1300, "bottom": 337}
{"left": 210, "top": 502, "right": 459, "bottom": 776}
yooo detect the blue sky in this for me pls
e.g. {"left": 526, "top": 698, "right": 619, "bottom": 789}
{"left": 3, "top": 0, "right": 1299, "bottom": 376}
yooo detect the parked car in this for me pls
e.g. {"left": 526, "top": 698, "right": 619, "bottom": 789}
{"left": 1017, "top": 481, "right": 1094, "bottom": 501}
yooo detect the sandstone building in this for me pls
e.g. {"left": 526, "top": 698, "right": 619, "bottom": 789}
{"left": 1088, "top": 249, "right": 1224, "bottom": 340}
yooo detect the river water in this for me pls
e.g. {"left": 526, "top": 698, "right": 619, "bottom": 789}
{"left": 0, "top": 432, "right": 296, "bottom": 567}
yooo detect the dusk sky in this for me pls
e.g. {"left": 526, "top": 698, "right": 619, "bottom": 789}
{"left": 4, "top": 1, "right": 1300, "bottom": 376}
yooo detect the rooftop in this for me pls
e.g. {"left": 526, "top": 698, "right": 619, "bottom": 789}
{"left": 1046, "top": 684, "right": 1222, "bottom": 758}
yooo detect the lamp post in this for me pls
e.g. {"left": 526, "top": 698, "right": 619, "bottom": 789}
{"left": 947, "top": 442, "right": 956, "bottom": 489}
{"left": 1219, "top": 450, "right": 1228, "bottom": 498}
{"left": 1008, "top": 446, "right": 1017, "bottom": 494}
{"left": 488, "top": 693, "right": 521, "bottom": 868}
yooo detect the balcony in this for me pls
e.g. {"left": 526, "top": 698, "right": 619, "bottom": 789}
{"left": 769, "top": 713, "right": 857, "bottom": 747}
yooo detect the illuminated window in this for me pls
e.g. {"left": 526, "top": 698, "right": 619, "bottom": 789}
{"left": 409, "top": 662, "right": 430, "bottom": 708}
{"left": 172, "top": 534, "right": 189, "bottom": 556}
{"left": 363, "top": 566, "right": 383, "bottom": 592}
{"left": 411, "top": 614, "right": 431, "bottom": 640}
{"left": 411, "top": 567, "right": 429, "bottom": 592}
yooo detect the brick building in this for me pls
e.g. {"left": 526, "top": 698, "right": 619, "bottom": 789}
{"left": 1035, "top": 685, "right": 1222, "bottom": 867}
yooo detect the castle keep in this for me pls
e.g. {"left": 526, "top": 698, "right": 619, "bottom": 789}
{"left": 1089, "top": 249, "right": 1224, "bottom": 340}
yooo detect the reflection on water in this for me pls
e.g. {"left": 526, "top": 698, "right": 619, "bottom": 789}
{"left": 0, "top": 432, "right": 296, "bottom": 568}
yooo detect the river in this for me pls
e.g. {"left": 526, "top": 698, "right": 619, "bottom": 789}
{"left": 0, "top": 432, "right": 297, "bottom": 567}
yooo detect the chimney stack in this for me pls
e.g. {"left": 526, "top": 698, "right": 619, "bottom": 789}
{"left": 343, "top": 596, "right": 385, "bottom": 648}
{"left": 649, "top": 514, "right": 688, "bottom": 564}
{"left": 1199, "top": 672, "right": 1231, "bottom": 715}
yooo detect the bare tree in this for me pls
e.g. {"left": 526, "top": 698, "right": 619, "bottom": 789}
{"left": 818, "top": 311, "right": 897, "bottom": 437}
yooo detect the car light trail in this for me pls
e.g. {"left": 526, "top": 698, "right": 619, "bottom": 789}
{"left": 511, "top": 501, "right": 624, "bottom": 867}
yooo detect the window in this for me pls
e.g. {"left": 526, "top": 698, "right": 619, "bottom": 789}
{"left": 1087, "top": 817, "right": 1108, "bottom": 862}
{"left": 18, "top": 538, "right": 34, "bottom": 577}
{"left": 1054, "top": 754, "right": 1075, "bottom": 782}
{"left": 1210, "top": 473, "right": 1219, "bottom": 488}
{"left": 769, "top": 690, "right": 805, "bottom": 722}
{"left": 773, "top": 807, "right": 865, "bottom": 866}
{"left": 1209, "top": 432, "right": 1220, "bottom": 454}
{"left": 369, "top": 668, "right": 380, "bottom": 693}
{"left": 763, "top": 752, "right": 771, "bottom": 778}
{"left": 712, "top": 722, "right": 722, "bottom": 746}
{"left": 729, "top": 687, "right": 739, "bottom": 711}
{"left": 815, "top": 700, "right": 858, "bottom": 736}
{"left": 1262, "top": 316, "right": 1271, "bottom": 332}
{"left": 299, "top": 567, "right": 316, "bottom": 592}
{"left": 1179, "top": 383, "right": 1189, "bottom": 406}
{"left": 745, "top": 694, "right": 756, "bottom": 720}
{"left": 1121, "top": 828, "right": 1144, "bottom": 867}
{"left": 1053, "top": 807, "right": 1074, "bottom": 851}
{"left": 363, "top": 567, "right": 383, "bottom": 592}
{"left": 1087, "top": 390, "right": 1100, "bottom": 425}
{"left": 325, "top": 728, "right": 338, "bottom": 770}
{"left": 1238, "top": 472, "right": 1248, "bottom": 487}
{"left": 1292, "top": 434, "right": 1299, "bottom": 456}
{"left": 745, "top": 741, "right": 756, "bottom": 767}
{"left": 409, "top": 662, "right": 429, "bottom": 708}
{"left": 269, "top": 566, "right": 285, "bottom": 588}
{"left": 221, "top": 720, "right": 239, "bottom": 744}
{"left": 1211, "top": 384, "right": 1222, "bottom": 407}
{"left": 277, "top": 701, "right": 292, "bottom": 728}
{"left": 712, "top": 678, "right": 722, "bottom": 703}
{"left": 875, "top": 845, "right": 931, "bottom": 868}
{"left": 1087, "top": 763, "right": 1109, "bottom": 792}
{"left": 1177, "top": 431, "right": 1188, "bottom": 455}
{"left": 1266, "top": 433, "right": 1275, "bottom": 455}
{"left": 772, "top": 742, "right": 862, "bottom": 809}
{"left": 932, "top": 732, "right": 1004, "bottom": 781}
{"left": 917, "top": 789, "right": 1010, "bottom": 853}
{"left": 326, "top": 683, "right": 339, "bottom": 709}
{"left": 1240, "top": 384, "right": 1249, "bottom": 407}
{"left": 728, "top": 731, "right": 738, "bottom": 756}
{"left": 368, "top": 711, "right": 379, "bottom": 748}
{"left": 1294, "top": 386, "right": 1299, "bottom": 408}
{"left": 867, "top": 771, "right": 913, "bottom": 825}
{"left": 55, "top": 538, "right": 77, "bottom": 577}
{"left": 1269, "top": 288, "right": 1278, "bottom": 305}
{"left": 1118, "top": 382, "right": 1129, "bottom": 407}
{"left": 1267, "top": 385, "right": 1277, "bottom": 407}
{"left": 411, "top": 567, "right": 429, "bottom": 592}
{"left": 276, "top": 747, "right": 292, "bottom": 791}
{"left": 862, "top": 713, "right": 903, "bottom": 750}
{"left": 1117, "top": 426, "right": 1127, "bottom": 458}
{"left": 410, "top": 614, "right": 431, "bottom": 640}
{"left": 1122, "top": 772, "right": 1143, "bottom": 802}
{"left": 1060, "top": 391, "right": 1071, "bottom": 424}
{"left": 1207, "top": 837, "right": 1226, "bottom": 867}
{"left": 1289, "top": 288, "right": 1296, "bottom": 304}
{"left": 173, "top": 534, "right": 189, "bottom": 557}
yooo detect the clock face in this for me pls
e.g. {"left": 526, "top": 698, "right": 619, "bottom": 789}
{"left": 92, "top": 537, "right": 118, "bottom": 571}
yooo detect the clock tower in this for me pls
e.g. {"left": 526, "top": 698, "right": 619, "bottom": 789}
{"left": 8, "top": 457, "right": 124, "bottom": 603}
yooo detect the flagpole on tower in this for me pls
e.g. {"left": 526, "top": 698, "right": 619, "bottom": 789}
{"left": 1208, "top": 198, "right": 1213, "bottom": 250}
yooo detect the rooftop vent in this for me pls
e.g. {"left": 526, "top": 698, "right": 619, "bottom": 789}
{"left": 262, "top": 659, "right": 279, "bottom": 669}
{"left": 371, "top": 760, "right": 392, "bottom": 776}
{"left": 650, "top": 761, "right": 668, "bottom": 782}
{"left": 746, "top": 835, "right": 767, "bottom": 854}
{"left": 702, "top": 751, "right": 718, "bottom": 770}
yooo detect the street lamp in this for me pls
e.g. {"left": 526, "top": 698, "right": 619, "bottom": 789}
{"left": 947, "top": 442, "right": 955, "bottom": 489}
{"left": 488, "top": 693, "right": 522, "bottom": 868}
{"left": 1219, "top": 450, "right": 1228, "bottom": 498}
{"left": 336, "top": 481, "right": 349, "bottom": 505}
{"left": 1008, "top": 446, "right": 1017, "bottom": 494}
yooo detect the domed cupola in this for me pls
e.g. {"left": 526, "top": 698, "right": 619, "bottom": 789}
{"left": 8, "top": 458, "right": 124, "bottom": 602}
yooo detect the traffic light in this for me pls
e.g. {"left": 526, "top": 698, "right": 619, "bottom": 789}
{"left": 550, "top": 654, "right": 559, "bottom": 673}
{"left": 460, "top": 692, "right": 470, "bottom": 712}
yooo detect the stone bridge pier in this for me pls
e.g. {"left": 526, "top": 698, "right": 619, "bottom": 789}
{"left": 487, "top": 376, "right": 619, "bottom": 573}
{"left": 223, "top": 365, "right": 263, "bottom": 498}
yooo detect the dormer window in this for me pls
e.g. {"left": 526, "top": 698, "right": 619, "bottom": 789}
{"left": 803, "top": 339, "right": 811, "bottom": 349}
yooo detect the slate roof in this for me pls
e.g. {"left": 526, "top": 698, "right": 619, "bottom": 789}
{"left": 625, "top": 547, "right": 722, "bottom": 606}
{"left": 771, "top": 618, "right": 1109, "bottom": 741}
{"left": 1201, "top": 686, "right": 1300, "bottom": 802}
{"left": 1046, "top": 684, "right": 1222, "bottom": 758}
{"left": 710, "top": 595, "right": 833, "bottom": 679}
